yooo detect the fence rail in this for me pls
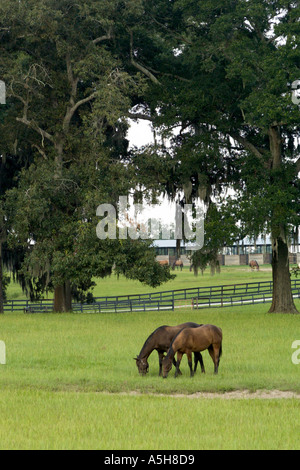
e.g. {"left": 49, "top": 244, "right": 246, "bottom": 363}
{"left": 91, "top": 279, "right": 300, "bottom": 304}
{"left": 72, "top": 299, "right": 175, "bottom": 313}
{"left": 192, "top": 287, "right": 300, "bottom": 309}
{"left": 3, "top": 279, "right": 300, "bottom": 313}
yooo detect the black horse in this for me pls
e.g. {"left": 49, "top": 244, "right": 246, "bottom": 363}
{"left": 135, "top": 322, "right": 205, "bottom": 376}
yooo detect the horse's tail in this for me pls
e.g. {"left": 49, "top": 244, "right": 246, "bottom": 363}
{"left": 219, "top": 343, "right": 223, "bottom": 358}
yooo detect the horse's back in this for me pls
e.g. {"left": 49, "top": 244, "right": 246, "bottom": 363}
{"left": 201, "top": 324, "right": 222, "bottom": 340}
{"left": 184, "top": 324, "right": 222, "bottom": 346}
{"left": 154, "top": 323, "right": 201, "bottom": 349}
{"left": 177, "top": 322, "right": 202, "bottom": 329}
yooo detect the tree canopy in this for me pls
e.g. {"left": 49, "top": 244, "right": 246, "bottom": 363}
{"left": 0, "top": 0, "right": 299, "bottom": 313}
{"left": 0, "top": 0, "right": 174, "bottom": 311}
{"left": 128, "top": 0, "right": 300, "bottom": 312}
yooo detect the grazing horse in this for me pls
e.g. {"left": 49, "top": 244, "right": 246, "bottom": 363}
{"left": 249, "top": 260, "right": 259, "bottom": 271}
{"left": 134, "top": 322, "right": 205, "bottom": 376}
{"left": 162, "top": 324, "right": 222, "bottom": 378}
{"left": 158, "top": 260, "right": 169, "bottom": 266}
{"left": 172, "top": 259, "right": 183, "bottom": 271}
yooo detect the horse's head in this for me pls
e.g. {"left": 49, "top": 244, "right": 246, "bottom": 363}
{"left": 162, "top": 356, "right": 172, "bottom": 378}
{"left": 134, "top": 356, "right": 149, "bottom": 376}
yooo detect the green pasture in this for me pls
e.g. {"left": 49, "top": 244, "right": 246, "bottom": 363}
{"left": 1, "top": 266, "right": 300, "bottom": 449}
{"left": 6, "top": 264, "right": 276, "bottom": 301}
{"left": 0, "top": 292, "right": 300, "bottom": 449}
{"left": 0, "top": 389, "right": 300, "bottom": 450}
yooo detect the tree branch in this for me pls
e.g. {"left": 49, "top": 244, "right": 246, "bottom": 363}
{"left": 16, "top": 116, "right": 55, "bottom": 145}
{"left": 11, "top": 77, "right": 54, "bottom": 146}
{"left": 229, "top": 132, "right": 264, "bottom": 161}
{"left": 66, "top": 54, "right": 79, "bottom": 107}
{"left": 62, "top": 91, "right": 98, "bottom": 133}
{"left": 127, "top": 112, "right": 154, "bottom": 122}
{"left": 129, "top": 31, "right": 161, "bottom": 85}
{"left": 63, "top": 54, "right": 99, "bottom": 133}
{"left": 150, "top": 16, "right": 193, "bottom": 45}
{"left": 93, "top": 26, "right": 113, "bottom": 45}
{"left": 148, "top": 66, "right": 191, "bottom": 83}
{"left": 32, "top": 143, "right": 47, "bottom": 159}
{"left": 296, "top": 156, "right": 300, "bottom": 174}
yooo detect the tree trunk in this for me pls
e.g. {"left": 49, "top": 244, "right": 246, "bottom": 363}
{"left": 53, "top": 281, "right": 72, "bottom": 312}
{"left": 0, "top": 251, "right": 3, "bottom": 314}
{"left": 268, "top": 236, "right": 298, "bottom": 314}
{"left": 267, "top": 126, "right": 299, "bottom": 314}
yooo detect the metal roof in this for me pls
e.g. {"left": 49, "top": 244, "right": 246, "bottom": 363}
{"left": 153, "top": 235, "right": 299, "bottom": 248}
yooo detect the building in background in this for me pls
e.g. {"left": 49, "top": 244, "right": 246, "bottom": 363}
{"left": 154, "top": 234, "right": 300, "bottom": 266}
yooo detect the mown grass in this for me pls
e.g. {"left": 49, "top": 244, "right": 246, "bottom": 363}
{"left": 1, "top": 302, "right": 300, "bottom": 394}
{"left": 0, "top": 390, "right": 300, "bottom": 450}
{"left": 1, "top": 268, "right": 300, "bottom": 449}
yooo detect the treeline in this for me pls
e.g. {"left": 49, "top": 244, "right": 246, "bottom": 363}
{"left": 0, "top": 0, "right": 299, "bottom": 313}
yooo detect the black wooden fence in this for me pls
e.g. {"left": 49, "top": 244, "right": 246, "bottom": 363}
{"left": 3, "top": 279, "right": 300, "bottom": 313}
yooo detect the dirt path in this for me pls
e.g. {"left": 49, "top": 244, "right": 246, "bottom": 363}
{"left": 172, "top": 390, "right": 300, "bottom": 399}
{"left": 109, "top": 389, "right": 300, "bottom": 400}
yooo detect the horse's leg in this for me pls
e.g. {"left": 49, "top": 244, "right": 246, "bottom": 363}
{"left": 186, "top": 351, "right": 194, "bottom": 377}
{"left": 193, "top": 352, "right": 198, "bottom": 373}
{"left": 158, "top": 351, "right": 164, "bottom": 377}
{"left": 214, "top": 343, "right": 222, "bottom": 373}
{"left": 194, "top": 352, "right": 205, "bottom": 374}
{"left": 175, "top": 352, "right": 183, "bottom": 378}
{"left": 209, "top": 344, "right": 221, "bottom": 374}
{"left": 208, "top": 345, "right": 217, "bottom": 374}
{"left": 173, "top": 355, "right": 182, "bottom": 375}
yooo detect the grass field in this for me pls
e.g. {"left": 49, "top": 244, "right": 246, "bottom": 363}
{"left": 1, "top": 266, "right": 300, "bottom": 449}
{"left": 6, "top": 264, "right": 276, "bottom": 300}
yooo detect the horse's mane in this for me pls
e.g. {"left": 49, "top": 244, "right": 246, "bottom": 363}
{"left": 165, "top": 327, "right": 185, "bottom": 360}
{"left": 137, "top": 325, "right": 168, "bottom": 359}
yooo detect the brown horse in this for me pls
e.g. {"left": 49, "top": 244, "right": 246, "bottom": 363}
{"left": 134, "top": 322, "right": 205, "bottom": 376}
{"left": 162, "top": 324, "right": 222, "bottom": 378}
{"left": 172, "top": 259, "right": 183, "bottom": 271}
{"left": 249, "top": 260, "right": 259, "bottom": 271}
{"left": 158, "top": 260, "right": 169, "bottom": 266}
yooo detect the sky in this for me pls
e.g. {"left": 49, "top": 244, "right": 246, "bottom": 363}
{"left": 126, "top": 119, "right": 177, "bottom": 226}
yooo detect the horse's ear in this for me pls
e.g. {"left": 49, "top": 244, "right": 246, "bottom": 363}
{"left": 133, "top": 357, "right": 138, "bottom": 361}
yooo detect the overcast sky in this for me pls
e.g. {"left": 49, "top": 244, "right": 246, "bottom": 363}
{"left": 127, "top": 119, "right": 178, "bottom": 227}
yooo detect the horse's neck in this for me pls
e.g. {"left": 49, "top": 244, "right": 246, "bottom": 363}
{"left": 166, "top": 345, "right": 175, "bottom": 361}
{"left": 138, "top": 337, "right": 155, "bottom": 360}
